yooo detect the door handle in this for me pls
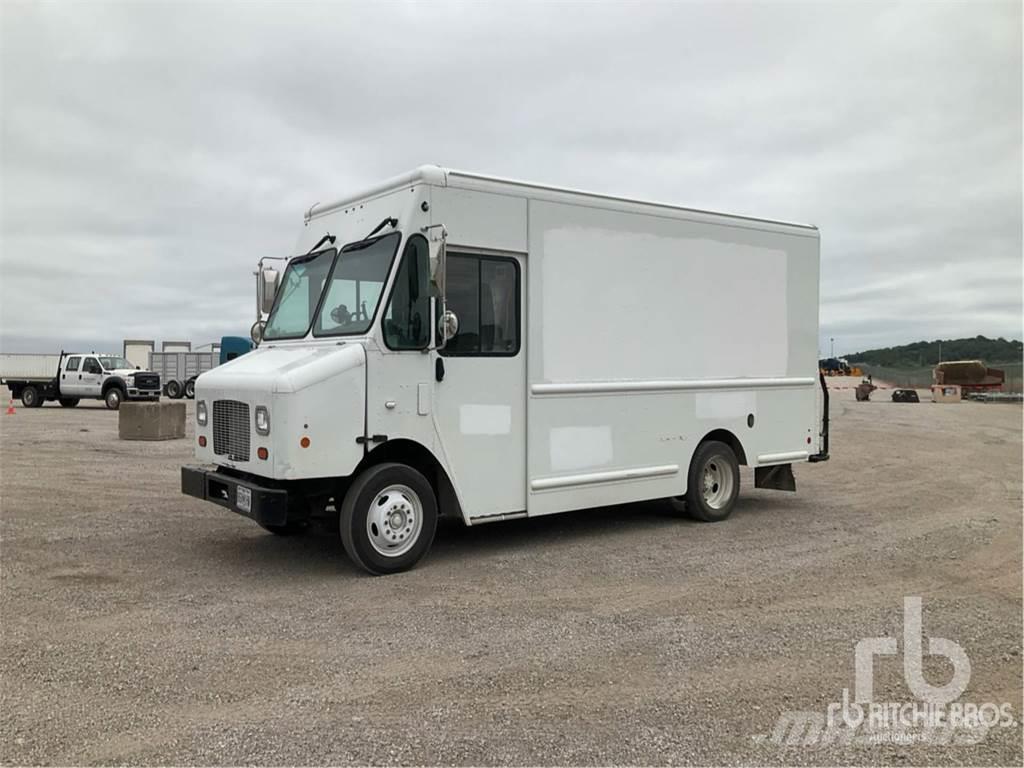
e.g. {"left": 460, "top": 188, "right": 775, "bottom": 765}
{"left": 435, "top": 358, "right": 445, "bottom": 382}
{"left": 78, "top": 374, "right": 82, "bottom": 380}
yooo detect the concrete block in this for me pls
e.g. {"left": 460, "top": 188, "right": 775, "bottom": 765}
{"left": 119, "top": 400, "right": 186, "bottom": 440}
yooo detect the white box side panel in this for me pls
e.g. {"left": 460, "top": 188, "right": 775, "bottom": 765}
{"left": 526, "top": 199, "right": 820, "bottom": 516}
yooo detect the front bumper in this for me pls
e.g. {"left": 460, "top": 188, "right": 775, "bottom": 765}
{"left": 128, "top": 389, "right": 161, "bottom": 399}
{"left": 181, "top": 465, "right": 289, "bottom": 526}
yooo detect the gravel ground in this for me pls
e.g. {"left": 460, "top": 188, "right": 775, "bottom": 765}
{"left": 1, "top": 384, "right": 1021, "bottom": 766}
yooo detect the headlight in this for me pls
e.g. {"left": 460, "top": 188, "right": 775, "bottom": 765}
{"left": 255, "top": 406, "right": 270, "bottom": 435}
{"left": 125, "top": 375, "right": 135, "bottom": 387}
{"left": 197, "top": 400, "right": 208, "bottom": 426}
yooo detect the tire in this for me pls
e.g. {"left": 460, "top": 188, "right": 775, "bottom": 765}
{"left": 59, "top": 398, "right": 80, "bottom": 408}
{"left": 165, "top": 380, "right": 182, "bottom": 399}
{"left": 339, "top": 463, "right": 438, "bottom": 575}
{"left": 184, "top": 379, "right": 196, "bottom": 399}
{"left": 104, "top": 387, "right": 125, "bottom": 410}
{"left": 21, "top": 386, "right": 41, "bottom": 408}
{"left": 680, "top": 440, "right": 740, "bottom": 522}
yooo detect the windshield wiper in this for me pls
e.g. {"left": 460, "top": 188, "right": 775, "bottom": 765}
{"left": 364, "top": 217, "right": 397, "bottom": 240}
{"left": 306, "top": 233, "right": 336, "bottom": 254}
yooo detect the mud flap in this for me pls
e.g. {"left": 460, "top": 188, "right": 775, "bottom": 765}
{"left": 755, "top": 463, "right": 796, "bottom": 492}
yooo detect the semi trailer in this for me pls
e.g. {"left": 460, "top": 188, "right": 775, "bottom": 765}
{"left": 155, "top": 336, "right": 254, "bottom": 399}
{"left": 182, "top": 165, "right": 829, "bottom": 575}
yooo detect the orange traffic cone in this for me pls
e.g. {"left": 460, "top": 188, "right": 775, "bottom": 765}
{"left": 5, "top": 399, "right": 15, "bottom": 415}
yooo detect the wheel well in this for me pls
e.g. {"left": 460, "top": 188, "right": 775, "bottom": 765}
{"left": 698, "top": 428, "right": 748, "bottom": 466}
{"left": 356, "top": 439, "right": 463, "bottom": 519}
{"left": 102, "top": 377, "right": 126, "bottom": 394}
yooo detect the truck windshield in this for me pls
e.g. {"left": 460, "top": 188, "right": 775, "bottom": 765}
{"left": 263, "top": 248, "right": 337, "bottom": 340}
{"left": 264, "top": 234, "right": 402, "bottom": 341}
{"left": 99, "top": 357, "right": 132, "bottom": 370}
{"left": 314, "top": 233, "right": 400, "bottom": 337}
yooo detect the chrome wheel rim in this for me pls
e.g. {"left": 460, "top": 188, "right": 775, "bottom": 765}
{"left": 366, "top": 484, "right": 422, "bottom": 557}
{"left": 701, "top": 457, "right": 735, "bottom": 510}
{"left": 107, "top": 390, "right": 120, "bottom": 407}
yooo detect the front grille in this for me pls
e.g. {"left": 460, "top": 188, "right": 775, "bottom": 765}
{"left": 135, "top": 373, "right": 160, "bottom": 390}
{"left": 212, "top": 400, "right": 250, "bottom": 462}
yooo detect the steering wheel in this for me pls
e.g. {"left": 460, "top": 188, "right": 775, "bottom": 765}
{"left": 330, "top": 304, "right": 353, "bottom": 326}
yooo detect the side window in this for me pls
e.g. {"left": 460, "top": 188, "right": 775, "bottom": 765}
{"left": 83, "top": 357, "right": 102, "bottom": 374}
{"left": 383, "top": 235, "right": 430, "bottom": 350}
{"left": 65, "top": 356, "right": 81, "bottom": 372}
{"left": 442, "top": 254, "right": 520, "bottom": 357}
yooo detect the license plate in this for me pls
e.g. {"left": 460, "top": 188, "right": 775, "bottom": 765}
{"left": 236, "top": 486, "right": 252, "bottom": 513}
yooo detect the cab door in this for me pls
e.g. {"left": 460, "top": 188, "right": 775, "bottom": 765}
{"left": 61, "top": 356, "right": 83, "bottom": 396}
{"left": 78, "top": 356, "right": 104, "bottom": 397}
{"left": 431, "top": 251, "right": 526, "bottom": 520}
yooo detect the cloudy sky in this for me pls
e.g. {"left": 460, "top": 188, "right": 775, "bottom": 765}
{"left": 1, "top": 1, "right": 1020, "bottom": 357}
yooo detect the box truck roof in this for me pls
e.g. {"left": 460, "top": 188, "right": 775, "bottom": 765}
{"left": 304, "top": 165, "right": 818, "bottom": 234}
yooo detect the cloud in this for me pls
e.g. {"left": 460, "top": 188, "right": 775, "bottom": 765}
{"left": 1, "top": 0, "right": 1020, "bottom": 357}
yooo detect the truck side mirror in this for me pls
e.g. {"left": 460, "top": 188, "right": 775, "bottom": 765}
{"left": 427, "top": 233, "right": 447, "bottom": 298}
{"left": 258, "top": 267, "right": 280, "bottom": 316}
{"left": 439, "top": 309, "right": 459, "bottom": 341}
{"left": 422, "top": 224, "right": 449, "bottom": 350}
{"left": 250, "top": 319, "right": 266, "bottom": 345}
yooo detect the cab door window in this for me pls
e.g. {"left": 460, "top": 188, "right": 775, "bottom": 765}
{"left": 65, "top": 356, "right": 81, "bottom": 372}
{"left": 82, "top": 357, "right": 102, "bottom": 374}
{"left": 383, "top": 235, "right": 430, "bottom": 350}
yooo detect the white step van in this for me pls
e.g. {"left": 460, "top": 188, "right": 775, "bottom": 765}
{"left": 182, "top": 166, "right": 829, "bottom": 574}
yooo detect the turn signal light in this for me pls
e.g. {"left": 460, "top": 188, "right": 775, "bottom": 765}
{"left": 198, "top": 436, "right": 206, "bottom": 447}
{"left": 257, "top": 447, "right": 269, "bottom": 461}
{"left": 300, "top": 437, "right": 310, "bottom": 448}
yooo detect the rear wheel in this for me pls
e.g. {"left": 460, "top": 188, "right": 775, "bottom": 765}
{"left": 339, "top": 463, "right": 438, "bottom": 575}
{"left": 104, "top": 387, "right": 124, "bottom": 410}
{"left": 21, "top": 386, "right": 41, "bottom": 408}
{"left": 59, "top": 398, "right": 80, "bottom": 408}
{"left": 184, "top": 379, "right": 196, "bottom": 399}
{"left": 165, "top": 380, "right": 182, "bottom": 399}
{"left": 677, "top": 440, "right": 740, "bottom": 522}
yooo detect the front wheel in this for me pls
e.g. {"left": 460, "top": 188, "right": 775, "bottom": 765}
{"left": 339, "top": 463, "right": 438, "bottom": 575}
{"left": 165, "top": 380, "right": 182, "bottom": 399}
{"left": 59, "top": 398, "right": 80, "bottom": 408}
{"left": 104, "top": 387, "right": 124, "bottom": 410}
{"left": 680, "top": 440, "right": 740, "bottom": 522}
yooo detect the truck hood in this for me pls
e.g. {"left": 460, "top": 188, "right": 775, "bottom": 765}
{"left": 109, "top": 368, "right": 154, "bottom": 376}
{"left": 195, "top": 343, "right": 366, "bottom": 394}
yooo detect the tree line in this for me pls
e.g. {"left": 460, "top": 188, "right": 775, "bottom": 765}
{"left": 845, "top": 336, "right": 1022, "bottom": 368}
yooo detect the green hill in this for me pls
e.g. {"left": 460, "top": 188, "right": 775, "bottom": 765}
{"left": 846, "top": 336, "right": 1022, "bottom": 368}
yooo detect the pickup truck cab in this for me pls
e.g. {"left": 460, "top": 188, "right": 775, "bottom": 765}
{"left": 4, "top": 353, "right": 161, "bottom": 409}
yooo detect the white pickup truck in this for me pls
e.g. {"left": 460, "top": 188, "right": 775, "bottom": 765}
{"left": 2, "top": 352, "right": 161, "bottom": 409}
